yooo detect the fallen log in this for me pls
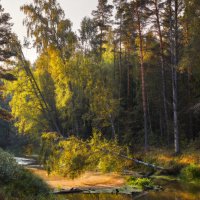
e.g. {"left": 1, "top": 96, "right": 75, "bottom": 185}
{"left": 104, "top": 150, "right": 165, "bottom": 170}
{"left": 52, "top": 188, "right": 85, "bottom": 195}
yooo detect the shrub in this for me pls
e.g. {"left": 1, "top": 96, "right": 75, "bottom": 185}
{"left": 180, "top": 164, "right": 200, "bottom": 181}
{"left": 13, "top": 169, "right": 49, "bottom": 195}
{"left": 127, "top": 177, "right": 154, "bottom": 189}
{"left": 0, "top": 148, "right": 50, "bottom": 198}
{"left": 0, "top": 148, "right": 19, "bottom": 182}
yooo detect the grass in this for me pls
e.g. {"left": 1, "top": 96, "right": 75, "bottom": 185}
{"left": 127, "top": 144, "right": 200, "bottom": 185}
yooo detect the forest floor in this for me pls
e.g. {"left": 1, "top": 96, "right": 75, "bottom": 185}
{"left": 29, "top": 168, "right": 125, "bottom": 190}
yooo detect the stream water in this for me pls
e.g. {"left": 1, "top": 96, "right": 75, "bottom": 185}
{"left": 59, "top": 180, "right": 200, "bottom": 200}
{"left": 14, "top": 157, "right": 36, "bottom": 165}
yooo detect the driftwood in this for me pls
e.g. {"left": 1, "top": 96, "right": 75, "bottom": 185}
{"left": 52, "top": 188, "right": 85, "bottom": 195}
{"left": 52, "top": 187, "right": 147, "bottom": 196}
{"left": 52, "top": 188, "right": 121, "bottom": 195}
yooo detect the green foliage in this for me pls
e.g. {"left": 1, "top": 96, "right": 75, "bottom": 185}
{"left": 0, "top": 148, "right": 50, "bottom": 199}
{"left": 5, "top": 69, "right": 48, "bottom": 134}
{"left": 42, "top": 130, "right": 128, "bottom": 178}
{"left": 180, "top": 164, "right": 200, "bottom": 181}
{"left": 88, "top": 130, "right": 126, "bottom": 172}
{"left": 49, "top": 136, "right": 89, "bottom": 179}
{"left": 0, "top": 148, "right": 18, "bottom": 182}
{"left": 8, "top": 169, "right": 49, "bottom": 197}
{"left": 127, "top": 177, "right": 154, "bottom": 189}
{"left": 21, "top": 0, "right": 77, "bottom": 56}
{"left": 0, "top": 4, "right": 14, "bottom": 62}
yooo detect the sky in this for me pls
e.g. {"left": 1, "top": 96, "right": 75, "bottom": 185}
{"left": 1, "top": 0, "right": 100, "bottom": 63}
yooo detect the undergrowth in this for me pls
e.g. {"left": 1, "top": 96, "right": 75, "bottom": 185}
{"left": 180, "top": 164, "right": 200, "bottom": 182}
{"left": 127, "top": 177, "right": 154, "bottom": 189}
{"left": 0, "top": 148, "right": 50, "bottom": 199}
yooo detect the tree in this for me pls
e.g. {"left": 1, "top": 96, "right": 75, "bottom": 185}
{"left": 19, "top": 0, "right": 79, "bottom": 136}
{"left": 21, "top": 0, "right": 76, "bottom": 59}
{"left": 0, "top": 3, "right": 16, "bottom": 121}
{"left": 92, "top": 0, "right": 113, "bottom": 61}
{"left": 79, "top": 17, "right": 99, "bottom": 56}
{"left": 167, "top": 0, "right": 183, "bottom": 154}
{"left": 125, "top": 0, "right": 150, "bottom": 151}
{"left": 180, "top": 0, "right": 200, "bottom": 141}
{"left": 150, "top": 0, "right": 170, "bottom": 144}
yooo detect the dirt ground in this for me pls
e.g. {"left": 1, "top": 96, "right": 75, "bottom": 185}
{"left": 29, "top": 168, "right": 125, "bottom": 190}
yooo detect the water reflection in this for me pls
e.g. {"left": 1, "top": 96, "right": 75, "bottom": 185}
{"left": 60, "top": 181, "right": 200, "bottom": 200}
{"left": 58, "top": 194, "right": 132, "bottom": 200}
{"left": 143, "top": 181, "right": 200, "bottom": 200}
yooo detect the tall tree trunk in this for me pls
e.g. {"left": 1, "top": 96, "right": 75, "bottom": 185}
{"left": 169, "top": 0, "right": 180, "bottom": 153}
{"left": 136, "top": 9, "right": 148, "bottom": 151}
{"left": 187, "top": 69, "right": 193, "bottom": 141}
{"left": 184, "top": 6, "right": 193, "bottom": 142}
{"left": 154, "top": 0, "right": 170, "bottom": 144}
{"left": 110, "top": 114, "right": 116, "bottom": 138}
{"left": 127, "top": 62, "right": 130, "bottom": 108}
{"left": 147, "top": 92, "right": 153, "bottom": 135}
{"left": 119, "top": 16, "right": 122, "bottom": 101}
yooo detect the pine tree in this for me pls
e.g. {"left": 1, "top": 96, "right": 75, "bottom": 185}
{"left": 0, "top": 3, "right": 15, "bottom": 121}
{"left": 92, "top": 0, "right": 113, "bottom": 61}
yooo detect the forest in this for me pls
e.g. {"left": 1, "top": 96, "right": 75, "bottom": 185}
{"left": 0, "top": 0, "right": 200, "bottom": 199}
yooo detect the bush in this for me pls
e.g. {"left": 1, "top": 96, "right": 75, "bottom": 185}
{"left": 127, "top": 177, "right": 154, "bottom": 189}
{"left": 0, "top": 148, "right": 50, "bottom": 199}
{"left": 0, "top": 148, "right": 19, "bottom": 182}
{"left": 10, "top": 169, "right": 49, "bottom": 196}
{"left": 180, "top": 164, "right": 200, "bottom": 181}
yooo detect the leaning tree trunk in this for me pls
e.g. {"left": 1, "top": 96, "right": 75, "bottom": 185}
{"left": 16, "top": 44, "right": 62, "bottom": 136}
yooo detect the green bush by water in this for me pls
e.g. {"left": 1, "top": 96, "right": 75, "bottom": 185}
{"left": 180, "top": 164, "right": 200, "bottom": 181}
{"left": 0, "top": 148, "right": 50, "bottom": 199}
{"left": 127, "top": 177, "right": 154, "bottom": 189}
{"left": 0, "top": 149, "right": 19, "bottom": 182}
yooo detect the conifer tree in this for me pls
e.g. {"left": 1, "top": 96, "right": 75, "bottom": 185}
{"left": 0, "top": 3, "right": 15, "bottom": 121}
{"left": 92, "top": 0, "right": 113, "bottom": 61}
